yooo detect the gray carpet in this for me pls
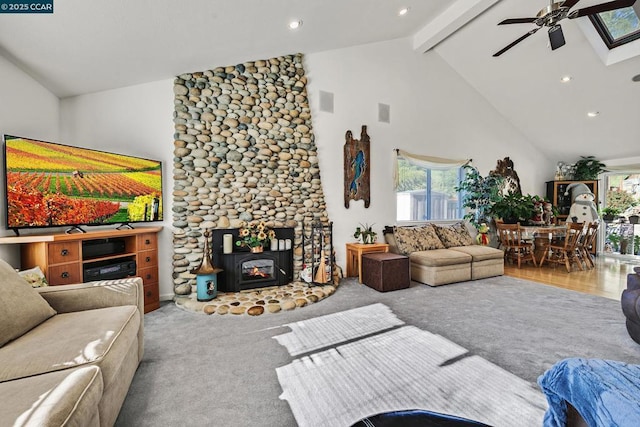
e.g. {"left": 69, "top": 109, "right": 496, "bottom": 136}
{"left": 116, "top": 276, "right": 640, "bottom": 426}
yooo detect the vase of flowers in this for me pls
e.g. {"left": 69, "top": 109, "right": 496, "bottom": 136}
{"left": 235, "top": 221, "right": 276, "bottom": 251}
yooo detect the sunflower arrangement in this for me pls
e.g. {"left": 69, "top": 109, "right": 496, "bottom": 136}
{"left": 235, "top": 221, "right": 276, "bottom": 249}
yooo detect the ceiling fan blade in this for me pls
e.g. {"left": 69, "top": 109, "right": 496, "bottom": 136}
{"left": 561, "top": 0, "right": 581, "bottom": 10}
{"left": 569, "top": 0, "right": 636, "bottom": 18}
{"left": 493, "top": 27, "right": 541, "bottom": 57}
{"left": 549, "top": 25, "right": 566, "bottom": 50}
{"left": 498, "top": 17, "right": 537, "bottom": 25}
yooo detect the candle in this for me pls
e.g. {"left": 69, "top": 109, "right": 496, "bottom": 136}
{"left": 285, "top": 239, "right": 292, "bottom": 250}
{"left": 278, "top": 239, "right": 285, "bottom": 250}
{"left": 223, "top": 234, "right": 233, "bottom": 254}
{"left": 270, "top": 239, "right": 278, "bottom": 251}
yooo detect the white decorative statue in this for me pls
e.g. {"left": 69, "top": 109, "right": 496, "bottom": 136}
{"left": 564, "top": 183, "right": 599, "bottom": 223}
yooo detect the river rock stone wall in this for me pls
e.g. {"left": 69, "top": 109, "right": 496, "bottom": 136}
{"left": 172, "top": 53, "right": 329, "bottom": 295}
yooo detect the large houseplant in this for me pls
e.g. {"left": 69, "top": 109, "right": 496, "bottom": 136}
{"left": 572, "top": 156, "right": 605, "bottom": 180}
{"left": 489, "top": 193, "right": 536, "bottom": 224}
{"left": 455, "top": 165, "right": 504, "bottom": 227}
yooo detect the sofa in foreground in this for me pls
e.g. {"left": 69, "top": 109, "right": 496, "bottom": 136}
{"left": 622, "top": 266, "right": 640, "bottom": 344}
{"left": 0, "top": 259, "right": 144, "bottom": 426}
{"left": 384, "top": 222, "right": 504, "bottom": 286}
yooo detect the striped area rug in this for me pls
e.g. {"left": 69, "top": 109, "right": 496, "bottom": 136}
{"left": 276, "top": 309, "right": 547, "bottom": 427}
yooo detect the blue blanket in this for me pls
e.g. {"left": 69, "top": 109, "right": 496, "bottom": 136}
{"left": 538, "top": 358, "right": 640, "bottom": 427}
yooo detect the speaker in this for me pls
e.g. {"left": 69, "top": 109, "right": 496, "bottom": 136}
{"left": 319, "top": 90, "right": 334, "bottom": 113}
{"left": 378, "top": 103, "right": 390, "bottom": 123}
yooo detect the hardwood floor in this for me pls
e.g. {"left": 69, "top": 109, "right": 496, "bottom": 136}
{"left": 504, "top": 254, "right": 640, "bottom": 300}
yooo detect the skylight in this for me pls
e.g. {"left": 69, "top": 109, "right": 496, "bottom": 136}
{"left": 589, "top": 6, "right": 640, "bottom": 49}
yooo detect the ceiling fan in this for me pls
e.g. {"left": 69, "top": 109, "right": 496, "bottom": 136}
{"left": 493, "top": 0, "right": 637, "bottom": 56}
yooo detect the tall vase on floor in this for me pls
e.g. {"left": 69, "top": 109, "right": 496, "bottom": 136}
{"left": 196, "top": 229, "right": 223, "bottom": 301}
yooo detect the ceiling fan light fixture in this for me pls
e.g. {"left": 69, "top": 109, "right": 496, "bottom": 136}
{"left": 288, "top": 20, "right": 303, "bottom": 30}
{"left": 493, "top": 0, "right": 635, "bottom": 56}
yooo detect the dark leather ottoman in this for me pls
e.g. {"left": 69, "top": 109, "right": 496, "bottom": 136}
{"left": 361, "top": 252, "right": 410, "bottom": 292}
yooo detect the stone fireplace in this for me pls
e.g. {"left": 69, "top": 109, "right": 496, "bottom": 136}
{"left": 171, "top": 53, "right": 329, "bottom": 296}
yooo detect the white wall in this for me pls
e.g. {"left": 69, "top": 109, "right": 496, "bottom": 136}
{"left": 305, "top": 38, "right": 551, "bottom": 268}
{"left": 57, "top": 36, "right": 551, "bottom": 296}
{"left": 59, "top": 80, "right": 175, "bottom": 300}
{"left": 0, "top": 55, "right": 60, "bottom": 266}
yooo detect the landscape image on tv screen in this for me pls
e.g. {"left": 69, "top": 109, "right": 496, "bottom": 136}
{"left": 4, "top": 135, "right": 163, "bottom": 229}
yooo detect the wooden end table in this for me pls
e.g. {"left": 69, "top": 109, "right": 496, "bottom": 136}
{"left": 345, "top": 242, "right": 389, "bottom": 283}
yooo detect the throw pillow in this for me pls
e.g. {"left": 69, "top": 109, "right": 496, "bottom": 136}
{"left": 393, "top": 225, "right": 445, "bottom": 255}
{"left": 18, "top": 266, "right": 49, "bottom": 288}
{"left": 392, "top": 226, "right": 416, "bottom": 255}
{"left": 0, "top": 259, "right": 57, "bottom": 347}
{"left": 433, "top": 222, "right": 475, "bottom": 248}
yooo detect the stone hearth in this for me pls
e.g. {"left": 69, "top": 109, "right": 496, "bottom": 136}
{"left": 174, "top": 281, "right": 338, "bottom": 316}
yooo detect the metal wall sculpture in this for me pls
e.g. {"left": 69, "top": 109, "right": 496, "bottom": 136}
{"left": 344, "top": 125, "right": 371, "bottom": 208}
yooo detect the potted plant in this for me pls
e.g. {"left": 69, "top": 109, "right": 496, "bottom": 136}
{"left": 353, "top": 223, "right": 377, "bottom": 244}
{"left": 455, "top": 165, "right": 504, "bottom": 227}
{"left": 600, "top": 207, "right": 621, "bottom": 221}
{"left": 607, "top": 231, "right": 621, "bottom": 252}
{"left": 572, "top": 156, "right": 605, "bottom": 180}
{"left": 489, "top": 193, "right": 536, "bottom": 224}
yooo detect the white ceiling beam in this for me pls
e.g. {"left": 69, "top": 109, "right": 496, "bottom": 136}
{"left": 413, "top": 0, "right": 501, "bottom": 52}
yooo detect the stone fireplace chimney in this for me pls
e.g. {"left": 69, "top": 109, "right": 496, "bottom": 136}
{"left": 171, "top": 53, "right": 329, "bottom": 295}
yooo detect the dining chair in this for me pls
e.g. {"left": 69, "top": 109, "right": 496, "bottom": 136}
{"left": 539, "top": 222, "right": 585, "bottom": 272}
{"left": 579, "top": 222, "right": 599, "bottom": 269}
{"left": 496, "top": 222, "right": 537, "bottom": 268}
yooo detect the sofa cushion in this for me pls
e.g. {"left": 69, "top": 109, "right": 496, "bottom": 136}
{"left": 0, "top": 305, "right": 139, "bottom": 389}
{"left": 0, "top": 259, "right": 57, "bottom": 348}
{"left": 0, "top": 366, "right": 102, "bottom": 427}
{"left": 410, "top": 248, "right": 472, "bottom": 267}
{"left": 450, "top": 245, "right": 504, "bottom": 262}
{"left": 393, "top": 225, "right": 445, "bottom": 255}
{"left": 432, "top": 222, "right": 474, "bottom": 248}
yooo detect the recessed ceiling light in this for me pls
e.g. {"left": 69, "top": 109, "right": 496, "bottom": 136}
{"left": 587, "top": 111, "right": 600, "bottom": 117}
{"left": 560, "top": 76, "right": 572, "bottom": 83}
{"left": 288, "top": 20, "right": 302, "bottom": 30}
{"left": 398, "top": 7, "right": 410, "bottom": 16}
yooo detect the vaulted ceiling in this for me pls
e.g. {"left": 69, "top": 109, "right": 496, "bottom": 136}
{"left": 0, "top": 0, "right": 638, "bottom": 162}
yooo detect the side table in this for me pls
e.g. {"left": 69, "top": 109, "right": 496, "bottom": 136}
{"left": 345, "top": 242, "right": 389, "bottom": 283}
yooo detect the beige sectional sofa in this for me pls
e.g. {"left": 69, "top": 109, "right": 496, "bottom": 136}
{"left": 0, "top": 259, "right": 144, "bottom": 426}
{"left": 384, "top": 222, "right": 504, "bottom": 286}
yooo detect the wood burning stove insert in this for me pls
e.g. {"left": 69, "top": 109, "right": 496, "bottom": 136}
{"left": 211, "top": 228, "right": 294, "bottom": 292}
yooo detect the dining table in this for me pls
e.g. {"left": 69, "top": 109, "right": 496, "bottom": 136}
{"left": 520, "top": 224, "right": 567, "bottom": 264}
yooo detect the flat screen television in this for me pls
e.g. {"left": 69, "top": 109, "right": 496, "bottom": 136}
{"left": 3, "top": 135, "right": 163, "bottom": 233}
